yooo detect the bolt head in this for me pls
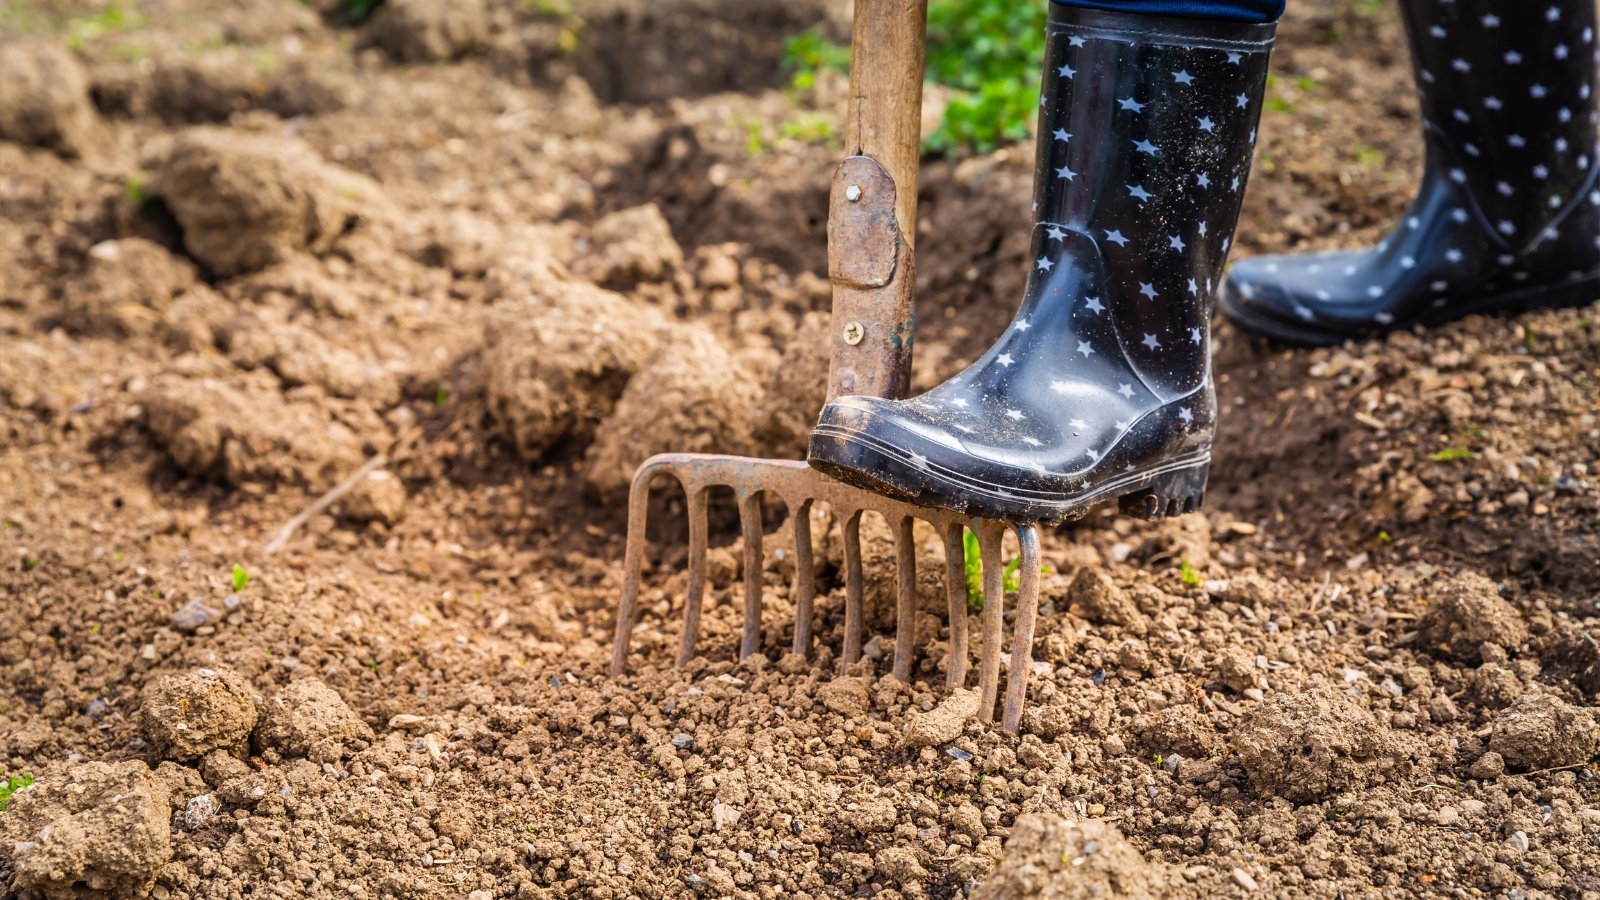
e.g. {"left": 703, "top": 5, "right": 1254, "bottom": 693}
{"left": 842, "top": 321, "right": 864, "bottom": 345}
{"left": 844, "top": 184, "right": 863, "bottom": 202}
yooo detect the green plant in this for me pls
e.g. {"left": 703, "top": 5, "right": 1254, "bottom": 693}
{"left": 923, "top": 0, "right": 1047, "bottom": 154}
{"left": 333, "top": 0, "right": 384, "bottom": 25}
{"left": 781, "top": 28, "right": 851, "bottom": 92}
{"left": 1431, "top": 447, "right": 1473, "bottom": 462}
{"left": 782, "top": 0, "right": 1046, "bottom": 155}
{"left": 232, "top": 564, "right": 250, "bottom": 592}
{"left": 0, "top": 773, "right": 33, "bottom": 813}
{"left": 962, "top": 530, "right": 1049, "bottom": 610}
{"left": 435, "top": 384, "right": 449, "bottom": 408}
{"left": 65, "top": 2, "right": 147, "bottom": 50}
{"left": 1354, "top": 143, "right": 1386, "bottom": 168}
{"left": 1179, "top": 559, "right": 1201, "bottom": 586}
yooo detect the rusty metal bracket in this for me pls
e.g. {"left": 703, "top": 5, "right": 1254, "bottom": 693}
{"left": 826, "top": 155, "right": 916, "bottom": 402}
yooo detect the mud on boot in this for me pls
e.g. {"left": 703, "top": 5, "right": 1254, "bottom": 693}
{"left": 1221, "top": 0, "right": 1600, "bottom": 345}
{"left": 808, "top": 6, "right": 1275, "bottom": 524}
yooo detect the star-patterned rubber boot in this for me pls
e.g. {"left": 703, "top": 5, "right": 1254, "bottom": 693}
{"left": 1221, "top": 0, "right": 1600, "bottom": 345}
{"left": 807, "top": 6, "right": 1275, "bottom": 523}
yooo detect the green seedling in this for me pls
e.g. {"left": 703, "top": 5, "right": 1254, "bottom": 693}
{"left": 232, "top": 563, "right": 250, "bottom": 592}
{"left": 1179, "top": 559, "right": 1201, "bottom": 586}
{"left": 0, "top": 773, "right": 33, "bottom": 813}
{"left": 1431, "top": 447, "right": 1473, "bottom": 462}
{"left": 962, "top": 530, "right": 1050, "bottom": 611}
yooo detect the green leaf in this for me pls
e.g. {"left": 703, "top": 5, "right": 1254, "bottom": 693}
{"left": 1431, "top": 447, "right": 1473, "bottom": 462}
{"left": 232, "top": 564, "right": 250, "bottom": 593}
{"left": 1179, "top": 559, "right": 1201, "bottom": 586}
{"left": 0, "top": 773, "right": 34, "bottom": 813}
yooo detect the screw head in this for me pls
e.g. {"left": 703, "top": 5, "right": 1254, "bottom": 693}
{"left": 844, "top": 184, "right": 863, "bottom": 202}
{"left": 842, "top": 321, "right": 865, "bottom": 345}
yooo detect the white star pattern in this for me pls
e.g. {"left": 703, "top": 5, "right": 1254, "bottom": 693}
{"left": 1076, "top": 341, "right": 1094, "bottom": 357}
{"left": 1141, "top": 333, "right": 1160, "bottom": 350}
{"left": 1105, "top": 230, "right": 1128, "bottom": 247}
{"left": 1173, "top": 69, "right": 1195, "bottom": 85}
{"left": 1083, "top": 296, "right": 1104, "bottom": 314}
{"left": 1117, "top": 383, "right": 1135, "bottom": 399}
{"left": 1197, "top": 116, "right": 1215, "bottom": 132}
{"left": 1036, "top": 256, "right": 1054, "bottom": 272}
{"left": 1052, "top": 128, "right": 1071, "bottom": 143}
{"left": 1127, "top": 184, "right": 1153, "bottom": 202}
{"left": 1056, "top": 165, "right": 1077, "bottom": 181}
{"left": 997, "top": 353, "right": 1014, "bottom": 367}
{"left": 1118, "top": 97, "right": 1146, "bottom": 113}
{"left": 1139, "top": 282, "right": 1158, "bottom": 300}
{"left": 1133, "top": 139, "right": 1159, "bottom": 155}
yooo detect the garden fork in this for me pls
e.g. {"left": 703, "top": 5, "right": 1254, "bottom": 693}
{"left": 607, "top": 0, "right": 1045, "bottom": 731}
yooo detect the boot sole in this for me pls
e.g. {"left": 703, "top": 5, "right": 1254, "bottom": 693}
{"left": 808, "top": 425, "right": 1210, "bottom": 525}
{"left": 1219, "top": 269, "right": 1600, "bottom": 347}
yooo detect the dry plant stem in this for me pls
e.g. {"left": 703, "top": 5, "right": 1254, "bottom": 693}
{"left": 262, "top": 452, "right": 389, "bottom": 556}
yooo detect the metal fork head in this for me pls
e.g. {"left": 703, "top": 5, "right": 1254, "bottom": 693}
{"left": 608, "top": 452, "right": 1042, "bottom": 732}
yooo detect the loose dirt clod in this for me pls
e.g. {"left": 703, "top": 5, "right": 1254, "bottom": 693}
{"left": 482, "top": 285, "right": 667, "bottom": 460}
{"left": 0, "top": 39, "right": 95, "bottom": 157}
{"left": 973, "top": 812, "right": 1168, "bottom": 899}
{"left": 573, "top": 203, "right": 686, "bottom": 289}
{"left": 341, "top": 468, "right": 407, "bottom": 525}
{"left": 0, "top": 761, "right": 173, "bottom": 898}
{"left": 138, "top": 667, "right": 258, "bottom": 761}
{"left": 139, "top": 374, "right": 366, "bottom": 488}
{"left": 61, "top": 239, "right": 199, "bottom": 338}
{"left": 746, "top": 310, "right": 831, "bottom": 458}
{"left": 817, "top": 676, "right": 870, "bottom": 717}
{"left": 1415, "top": 571, "right": 1527, "bottom": 663}
{"left": 253, "top": 678, "right": 373, "bottom": 762}
{"left": 1233, "top": 687, "right": 1414, "bottom": 803}
{"left": 1487, "top": 694, "right": 1599, "bottom": 770}
{"left": 1066, "top": 567, "right": 1142, "bottom": 628}
{"left": 583, "top": 324, "right": 760, "bottom": 498}
{"left": 903, "top": 688, "right": 979, "bottom": 747}
{"left": 364, "top": 0, "right": 489, "bottom": 63}
{"left": 148, "top": 127, "right": 387, "bottom": 276}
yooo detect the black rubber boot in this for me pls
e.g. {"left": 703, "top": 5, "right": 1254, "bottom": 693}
{"left": 1221, "top": 0, "right": 1600, "bottom": 345}
{"left": 807, "top": 6, "right": 1275, "bottom": 523}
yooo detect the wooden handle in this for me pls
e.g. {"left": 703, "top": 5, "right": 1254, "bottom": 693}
{"left": 844, "top": 0, "right": 928, "bottom": 246}
{"left": 824, "top": 0, "right": 927, "bottom": 402}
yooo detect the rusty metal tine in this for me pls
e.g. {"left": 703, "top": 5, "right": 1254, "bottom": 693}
{"left": 840, "top": 509, "right": 865, "bottom": 669}
{"left": 738, "top": 490, "right": 765, "bottom": 661}
{"left": 941, "top": 524, "right": 969, "bottom": 689}
{"left": 790, "top": 499, "right": 816, "bottom": 656}
{"left": 610, "top": 460, "right": 674, "bottom": 677}
{"left": 891, "top": 515, "right": 917, "bottom": 681}
{"left": 973, "top": 519, "right": 1006, "bottom": 723}
{"left": 1002, "top": 525, "right": 1043, "bottom": 733}
{"left": 674, "top": 486, "right": 710, "bottom": 668}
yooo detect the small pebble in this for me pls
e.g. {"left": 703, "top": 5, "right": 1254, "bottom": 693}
{"left": 184, "top": 794, "right": 219, "bottom": 830}
{"left": 1232, "top": 867, "right": 1259, "bottom": 891}
{"left": 672, "top": 733, "right": 694, "bottom": 749}
{"left": 945, "top": 746, "right": 975, "bottom": 762}
{"left": 1086, "top": 803, "right": 1106, "bottom": 816}
{"left": 1505, "top": 830, "right": 1529, "bottom": 852}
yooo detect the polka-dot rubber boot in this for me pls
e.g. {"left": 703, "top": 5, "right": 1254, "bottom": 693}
{"left": 808, "top": 6, "right": 1275, "bottom": 524}
{"left": 1221, "top": 0, "right": 1600, "bottom": 345}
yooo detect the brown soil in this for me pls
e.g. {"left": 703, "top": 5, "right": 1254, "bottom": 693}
{"left": 2, "top": 0, "right": 1598, "bottom": 898}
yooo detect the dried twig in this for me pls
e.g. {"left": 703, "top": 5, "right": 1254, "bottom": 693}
{"left": 263, "top": 453, "right": 390, "bottom": 555}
